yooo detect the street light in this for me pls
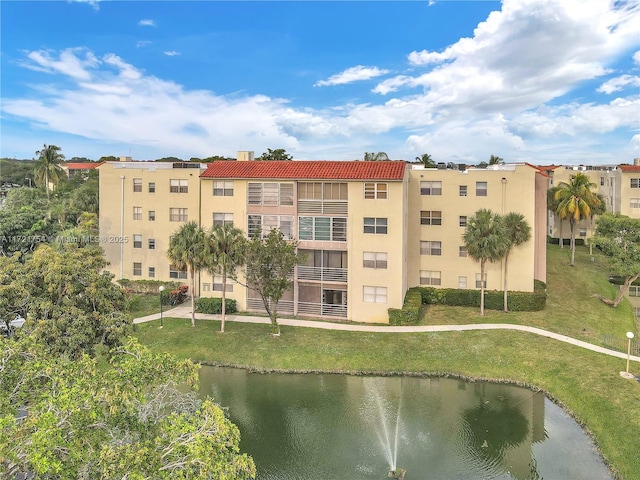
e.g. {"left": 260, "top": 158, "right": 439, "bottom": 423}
{"left": 159, "top": 285, "right": 165, "bottom": 329}
{"left": 619, "top": 332, "right": 635, "bottom": 379}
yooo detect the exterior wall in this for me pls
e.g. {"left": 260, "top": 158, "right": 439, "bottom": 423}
{"left": 99, "top": 162, "right": 203, "bottom": 285}
{"left": 407, "top": 164, "right": 541, "bottom": 293}
{"left": 619, "top": 170, "right": 640, "bottom": 219}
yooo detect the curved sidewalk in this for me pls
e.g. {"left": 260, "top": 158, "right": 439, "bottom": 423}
{"left": 134, "top": 306, "right": 640, "bottom": 363}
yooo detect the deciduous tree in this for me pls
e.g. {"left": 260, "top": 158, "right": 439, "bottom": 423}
{"left": 363, "top": 151, "right": 389, "bottom": 161}
{"left": 258, "top": 148, "right": 292, "bottom": 161}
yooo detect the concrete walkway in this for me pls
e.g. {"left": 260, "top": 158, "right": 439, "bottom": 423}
{"left": 135, "top": 306, "right": 640, "bottom": 363}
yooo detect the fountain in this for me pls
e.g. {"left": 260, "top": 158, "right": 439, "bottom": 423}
{"left": 388, "top": 467, "right": 406, "bottom": 479}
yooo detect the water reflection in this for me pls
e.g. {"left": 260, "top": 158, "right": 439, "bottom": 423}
{"left": 199, "top": 367, "right": 611, "bottom": 480}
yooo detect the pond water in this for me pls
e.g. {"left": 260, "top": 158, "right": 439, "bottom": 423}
{"left": 199, "top": 366, "right": 612, "bottom": 480}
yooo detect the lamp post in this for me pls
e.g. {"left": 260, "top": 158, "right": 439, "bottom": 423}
{"left": 620, "top": 332, "right": 635, "bottom": 379}
{"left": 159, "top": 285, "right": 165, "bottom": 329}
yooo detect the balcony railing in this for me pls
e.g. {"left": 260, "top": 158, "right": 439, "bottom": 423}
{"left": 247, "top": 298, "right": 294, "bottom": 314}
{"left": 298, "top": 301, "right": 347, "bottom": 318}
{"left": 297, "top": 266, "right": 347, "bottom": 283}
{"left": 298, "top": 200, "right": 348, "bottom": 215}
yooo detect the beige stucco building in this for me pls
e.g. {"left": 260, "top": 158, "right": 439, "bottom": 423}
{"left": 99, "top": 154, "right": 548, "bottom": 323}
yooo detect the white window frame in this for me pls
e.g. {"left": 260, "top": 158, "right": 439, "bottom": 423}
{"left": 459, "top": 246, "right": 467, "bottom": 257}
{"left": 364, "top": 182, "right": 388, "bottom": 200}
{"left": 420, "top": 181, "right": 442, "bottom": 195}
{"left": 148, "top": 266, "right": 155, "bottom": 278}
{"left": 148, "top": 182, "right": 156, "bottom": 193}
{"left": 459, "top": 216, "right": 467, "bottom": 227}
{"left": 133, "top": 262, "right": 142, "bottom": 276}
{"left": 420, "top": 270, "right": 441, "bottom": 286}
{"left": 213, "top": 275, "right": 234, "bottom": 292}
{"left": 133, "top": 178, "right": 142, "bottom": 192}
{"left": 363, "top": 252, "right": 387, "bottom": 269}
{"left": 630, "top": 178, "right": 640, "bottom": 188}
{"left": 476, "top": 181, "right": 488, "bottom": 197}
{"left": 420, "top": 241, "right": 442, "bottom": 256}
{"left": 363, "top": 286, "right": 387, "bottom": 303}
{"left": 213, "top": 213, "right": 234, "bottom": 227}
{"left": 133, "top": 206, "right": 142, "bottom": 220}
{"left": 149, "top": 210, "right": 156, "bottom": 221}
{"left": 630, "top": 198, "right": 640, "bottom": 208}
{"left": 298, "top": 216, "right": 346, "bottom": 241}
{"left": 148, "top": 238, "right": 156, "bottom": 250}
{"left": 170, "top": 208, "right": 188, "bottom": 222}
{"left": 170, "top": 179, "right": 188, "bottom": 193}
{"left": 133, "top": 234, "right": 142, "bottom": 248}
{"left": 420, "top": 211, "right": 442, "bottom": 226}
{"left": 363, "top": 217, "right": 388, "bottom": 234}
{"left": 458, "top": 276, "right": 467, "bottom": 288}
{"left": 459, "top": 185, "right": 467, "bottom": 197}
{"left": 169, "top": 264, "right": 188, "bottom": 280}
{"left": 213, "top": 181, "right": 234, "bottom": 196}
{"left": 475, "top": 273, "right": 487, "bottom": 288}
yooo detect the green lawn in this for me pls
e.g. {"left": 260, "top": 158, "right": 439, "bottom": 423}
{"left": 135, "top": 244, "right": 640, "bottom": 479}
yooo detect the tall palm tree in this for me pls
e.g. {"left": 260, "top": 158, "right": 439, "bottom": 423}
{"left": 547, "top": 186, "right": 564, "bottom": 248}
{"left": 167, "top": 221, "right": 210, "bottom": 327}
{"left": 502, "top": 212, "right": 531, "bottom": 312}
{"left": 363, "top": 152, "right": 389, "bottom": 161}
{"left": 34, "top": 144, "right": 65, "bottom": 201}
{"left": 208, "top": 223, "right": 245, "bottom": 333}
{"left": 553, "top": 173, "right": 601, "bottom": 266}
{"left": 488, "top": 155, "right": 504, "bottom": 165}
{"left": 463, "top": 209, "right": 510, "bottom": 315}
{"left": 415, "top": 153, "right": 436, "bottom": 168}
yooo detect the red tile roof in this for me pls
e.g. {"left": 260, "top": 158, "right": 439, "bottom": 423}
{"left": 620, "top": 165, "right": 640, "bottom": 172}
{"left": 200, "top": 160, "right": 407, "bottom": 180}
{"left": 65, "top": 162, "right": 103, "bottom": 170}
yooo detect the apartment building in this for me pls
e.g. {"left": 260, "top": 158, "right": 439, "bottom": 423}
{"left": 99, "top": 154, "right": 547, "bottom": 323}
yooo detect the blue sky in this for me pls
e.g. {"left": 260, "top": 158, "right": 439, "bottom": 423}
{"left": 1, "top": 0, "right": 639, "bottom": 164}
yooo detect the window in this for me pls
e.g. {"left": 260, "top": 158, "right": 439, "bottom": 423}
{"left": 420, "top": 211, "right": 442, "bottom": 226}
{"left": 149, "top": 182, "right": 156, "bottom": 193}
{"left": 133, "top": 234, "right": 142, "bottom": 248}
{"left": 363, "top": 252, "right": 387, "bottom": 269}
{"left": 364, "top": 217, "right": 387, "bottom": 234}
{"left": 459, "top": 216, "right": 467, "bottom": 227}
{"left": 420, "top": 241, "right": 442, "bottom": 255}
{"left": 600, "top": 177, "right": 604, "bottom": 186}
{"left": 133, "top": 263, "right": 142, "bottom": 276}
{"left": 298, "top": 182, "right": 323, "bottom": 200}
{"left": 476, "top": 182, "right": 487, "bottom": 196}
{"left": 148, "top": 267, "right": 155, "bottom": 278}
{"left": 170, "top": 208, "right": 188, "bottom": 222}
{"left": 213, "top": 213, "right": 234, "bottom": 227}
{"left": 213, "top": 275, "right": 234, "bottom": 292}
{"left": 133, "top": 178, "right": 142, "bottom": 192}
{"left": 133, "top": 206, "right": 142, "bottom": 220}
{"left": 213, "top": 181, "right": 234, "bottom": 196}
{"left": 459, "top": 246, "right": 467, "bottom": 257}
{"left": 475, "top": 273, "right": 487, "bottom": 288}
{"left": 202, "top": 283, "right": 211, "bottom": 292}
{"left": 248, "top": 182, "right": 294, "bottom": 205}
{"left": 149, "top": 210, "right": 156, "bottom": 221}
{"left": 248, "top": 215, "right": 262, "bottom": 238}
{"left": 324, "top": 183, "right": 348, "bottom": 200}
{"left": 364, "top": 182, "right": 388, "bottom": 199}
{"left": 579, "top": 228, "right": 587, "bottom": 237}
{"left": 420, "top": 181, "right": 442, "bottom": 195}
{"left": 148, "top": 238, "right": 156, "bottom": 249}
{"left": 458, "top": 276, "right": 467, "bottom": 288}
{"left": 249, "top": 215, "right": 294, "bottom": 239}
{"left": 631, "top": 198, "right": 640, "bottom": 208}
{"left": 459, "top": 185, "right": 467, "bottom": 197}
{"left": 298, "top": 216, "right": 346, "bottom": 241}
{"left": 170, "top": 264, "right": 188, "bottom": 280}
{"left": 363, "top": 286, "right": 387, "bottom": 303}
{"left": 170, "top": 179, "right": 188, "bottom": 193}
{"left": 420, "top": 270, "right": 441, "bottom": 286}
{"left": 631, "top": 178, "right": 640, "bottom": 188}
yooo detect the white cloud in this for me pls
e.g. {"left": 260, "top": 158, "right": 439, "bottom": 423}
{"left": 315, "top": 66, "right": 390, "bottom": 87}
{"left": 164, "top": 51, "right": 181, "bottom": 57}
{"left": 139, "top": 19, "right": 156, "bottom": 27}
{"left": 136, "top": 41, "right": 152, "bottom": 48}
{"left": 68, "top": 0, "right": 100, "bottom": 10}
{"left": 633, "top": 50, "right": 640, "bottom": 64}
{"left": 597, "top": 75, "right": 640, "bottom": 94}
{"left": 21, "top": 48, "right": 98, "bottom": 80}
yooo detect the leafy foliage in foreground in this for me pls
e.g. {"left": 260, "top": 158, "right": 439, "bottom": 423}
{"left": 0, "top": 337, "right": 256, "bottom": 479}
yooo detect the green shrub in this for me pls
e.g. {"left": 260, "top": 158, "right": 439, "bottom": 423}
{"left": 195, "top": 297, "right": 238, "bottom": 315}
{"left": 388, "top": 288, "right": 422, "bottom": 325}
{"left": 417, "top": 284, "right": 546, "bottom": 312}
{"left": 117, "top": 279, "right": 183, "bottom": 295}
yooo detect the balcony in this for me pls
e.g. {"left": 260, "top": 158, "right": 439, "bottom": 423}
{"left": 297, "top": 301, "right": 347, "bottom": 318}
{"left": 297, "top": 266, "right": 347, "bottom": 283}
{"left": 247, "top": 297, "right": 294, "bottom": 315}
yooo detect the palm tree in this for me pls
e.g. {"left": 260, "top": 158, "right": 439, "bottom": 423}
{"left": 547, "top": 186, "right": 564, "bottom": 248}
{"left": 207, "top": 223, "right": 245, "bottom": 333}
{"left": 167, "top": 221, "right": 210, "bottom": 327}
{"left": 463, "top": 209, "right": 510, "bottom": 315}
{"left": 488, "top": 155, "right": 504, "bottom": 165}
{"left": 415, "top": 153, "right": 436, "bottom": 168}
{"left": 553, "top": 173, "right": 601, "bottom": 266}
{"left": 363, "top": 152, "right": 389, "bottom": 161}
{"left": 502, "top": 212, "right": 531, "bottom": 312}
{"left": 34, "top": 144, "right": 65, "bottom": 201}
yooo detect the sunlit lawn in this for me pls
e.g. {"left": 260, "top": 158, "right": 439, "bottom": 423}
{"left": 135, "top": 244, "right": 640, "bottom": 479}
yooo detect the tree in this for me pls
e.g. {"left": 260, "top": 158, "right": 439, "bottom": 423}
{"left": 239, "top": 229, "right": 303, "bottom": 335}
{"left": 0, "top": 337, "right": 256, "bottom": 479}
{"left": 363, "top": 151, "right": 389, "bottom": 161}
{"left": 489, "top": 155, "right": 504, "bottom": 165}
{"left": 476, "top": 161, "right": 488, "bottom": 169}
{"left": 167, "top": 222, "right": 211, "bottom": 327}
{"left": 258, "top": 148, "right": 292, "bottom": 161}
{"left": 463, "top": 209, "right": 510, "bottom": 315}
{"left": 208, "top": 224, "right": 246, "bottom": 333}
{"left": 553, "top": 173, "right": 601, "bottom": 266}
{"left": 415, "top": 153, "right": 436, "bottom": 168}
{"left": 502, "top": 212, "right": 531, "bottom": 312}
{"left": 34, "top": 144, "right": 65, "bottom": 201}
{"left": 592, "top": 214, "right": 640, "bottom": 307}
{"left": 547, "top": 186, "right": 564, "bottom": 248}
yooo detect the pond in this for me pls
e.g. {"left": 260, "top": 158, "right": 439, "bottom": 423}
{"left": 199, "top": 366, "right": 612, "bottom": 480}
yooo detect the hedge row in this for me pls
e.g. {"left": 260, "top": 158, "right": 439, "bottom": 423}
{"left": 388, "top": 288, "right": 423, "bottom": 325}
{"left": 388, "top": 282, "right": 546, "bottom": 322}
{"left": 195, "top": 297, "right": 238, "bottom": 315}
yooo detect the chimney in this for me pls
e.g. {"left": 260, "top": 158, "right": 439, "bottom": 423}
{"left": 634, "top": 158, "right": 640, "bottom": 166}
{"left": 237, "top": 151, "right": 255, "bottom": 161}
{"left": 119, "top": 156, "right": 132, "bottom": 162}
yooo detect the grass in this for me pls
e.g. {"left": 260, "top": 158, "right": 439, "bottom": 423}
{"left": 134, "top": 243, "right": 640, "bottom": 479}
{"left": 125, "top": 293, "right": 162, "bottom": 320}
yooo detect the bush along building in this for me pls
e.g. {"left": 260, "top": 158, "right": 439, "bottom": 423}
{"left": 99, "top": 152, "right": 549, "bottom": 323}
